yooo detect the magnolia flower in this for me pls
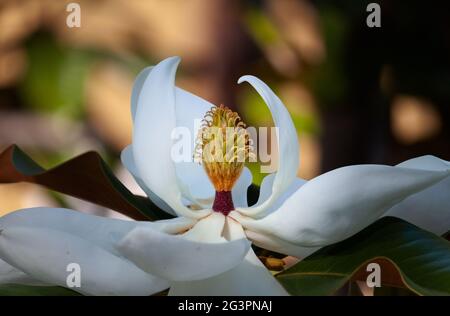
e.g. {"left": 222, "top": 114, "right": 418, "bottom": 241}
{"left": 0, "top": 57, "right": 449, "bottom": 296}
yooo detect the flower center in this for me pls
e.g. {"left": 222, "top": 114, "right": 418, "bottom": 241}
{"left": 212, "top": 191, "right": 234, "bottom": 216}
{"left": 195, "top": 104, "right": 254, "bottom": 215}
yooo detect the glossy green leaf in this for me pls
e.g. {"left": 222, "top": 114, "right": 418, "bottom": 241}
{"left": 0, "top": 145, "right": 173, "bottom": 221}
{"left": 277, "top": 217, "right": 450, "bottom": 296}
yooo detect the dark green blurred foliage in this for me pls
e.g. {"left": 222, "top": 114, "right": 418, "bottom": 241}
{"left": 21, "top": 33, "right": 91, "bottom": 118}
{"left": 308, "top": 6, "right": 349, "bottom": 106}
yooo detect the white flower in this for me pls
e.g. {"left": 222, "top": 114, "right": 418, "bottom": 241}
{"left": 0, "top": 56, "right": 449, "bottom": 296}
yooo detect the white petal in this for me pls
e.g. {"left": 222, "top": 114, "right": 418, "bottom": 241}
{"left": 174, "top": 88, "right": 212, "bottom": 138}
{"left": 131, "top": 66, "right": 213, "bottom": 132}
{"left": 175, "top": 162, "right": 214, "bottom": 203}
{"left": 255, "top": 173, "right": 306, "bottom": 214}
{"left": 396, "top": 154, "right": 450, "bottom": 171}
{"left": 181, "top": 212, "right": 226, "bottom": 242}
{"left": 255, "top": 173, "right": 276, "bottom": 206}
{"left": 169, "top": 218, "right": 288, "bottom": 296}
{"left": 0, "top": 226, "right": 168, "bottom": 296}
{"left": 173, "top": 89, "right": 215, "bottom": 202}
{"left": 0, "top": 207, "right": 195, "bottom": 255}
{"left": 232, "top": 167, "right": 253, "bottom": 208}
{"left": 235, "top": 164, "right": 450, "bottom": 247}
{"left": 244, "top": 230, "right": 319, "bottom": 259}
{"left": 132, "top": 57, "right": 209, "bottom": 218}
{"left": 118, "top": 213, "right": 250, "bottom": 282}
{"left": 131, "top": 66, "right": 153, "bottom": 122}
{"left": 168, "top": 249, "right": 288, "bottom": 296}
{"left": 123, "top": 145, "right": 216, "bottom": 210}
{"left": 121, "top": 145, "right": 176, "bottom": 215}
{"left": 237, "top": 76, "right": 299, "bottom": 218}
{"left": 131, "top": 64, "right": 216, "bottom": 207}
{"left": 0, "top": 258, "right": 46, "bottom": 286}
{"left": 231, "top": 210, "right": 318, "bottom": 259}
{"left": 385, "top": 156, "right": 450, "bottom": 235}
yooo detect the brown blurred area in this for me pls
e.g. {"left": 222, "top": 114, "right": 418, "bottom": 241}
{"left": 0, "top": 0, "right": 449, "bottom": 215}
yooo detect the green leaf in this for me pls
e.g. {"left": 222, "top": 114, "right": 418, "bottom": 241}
{"left": 276, "top": 217, "right": 450, "bottom": 296}
{"left": 21, "top": 33, "right": 91, "bottom": 118}
{"left": 0, "top": 145, "right": 173, "bottom": 221}
{"left": 0, "top": 284, "right": 81, "bottom": 296}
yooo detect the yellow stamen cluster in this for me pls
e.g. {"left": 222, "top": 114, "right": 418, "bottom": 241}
{"left": 195, "top": 104, "right": 254, "bottom": 191}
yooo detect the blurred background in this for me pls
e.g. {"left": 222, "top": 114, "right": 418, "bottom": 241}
{"left": 0, "top": 0, "right": 449, "bottom": 216}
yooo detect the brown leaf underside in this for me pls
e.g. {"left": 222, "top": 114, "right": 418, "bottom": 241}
{"left": 351, "top": 257, "right": 410, "bottom": 291}
{"left": 0, "top": 145, "right": 148, "bottom": 220}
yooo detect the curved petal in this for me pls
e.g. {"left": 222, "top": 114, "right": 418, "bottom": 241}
{"left": 232, "top": 167, "right": 253, "bottom": 208}
{"left": 118, "top": 213, "right": 250, "bottom": 282}
{"left": 132, "top": 57, "right": 209, "bottom": 218}
{"left": 131, "top": 67, "right": 153, "bottom": 122}
{"left": 396, "top": 155, "right": 450, "bottom": 171}
{"left": 0, "top": 207, "right": 195, "bottom": 255}
{"left": 255, "top": 173, "right": 276, "bottom": 206}
{"left": 0, "top": 226, "right": 168, "bottom": 296}
{"left": 0, "top": 258, "right": 46, "bottom": 286}
{"left": 121, "top": 145, "right": 176, "bottom": 215}
{"left": 175, "top": 162, "right": 214, "bottom": 203}
{"left": 169, "top": 218, "right": 288, "bottom": 296}
{"left": 173, "top": 89, "right": 215, "bottom": 202}
{"left": 385, "top": 155, "right": 450, "bottom": 235}
{"left": 131, "top": 66, "right": 213, "bottom": 134}
{"left": 234, "top": 163, "right": 450, "bottom": 247}
{"left": 244, "top": 230, "right": 319, "bottom": 259}
{"left": 255, "top": 173, "right": 306, "bottom": 214}
{"left": 131, "top": 65, "right": 216, "bottom": 207}
{"left": 237, "top": 76, "right": 299, "bottom": 218}
{"left": 168, "top": 249, "right": 288, "bottom": 296}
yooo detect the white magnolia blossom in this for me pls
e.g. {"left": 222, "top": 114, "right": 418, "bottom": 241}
{"left": 0, "top": 57, "right": 449, "bottom": 296}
